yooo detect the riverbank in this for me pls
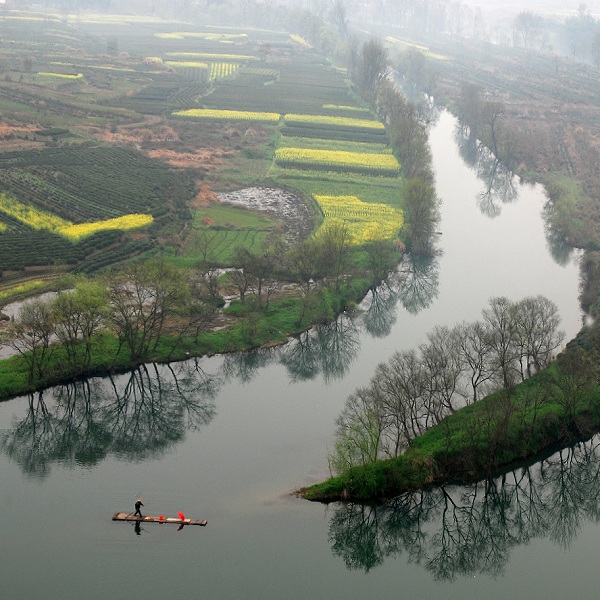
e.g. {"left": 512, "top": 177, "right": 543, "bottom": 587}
{"left": 300, "top": 323, "right": 600, "bottom": 502}
{"left": 0, "top": 275, "right": 373, "bottom": 402}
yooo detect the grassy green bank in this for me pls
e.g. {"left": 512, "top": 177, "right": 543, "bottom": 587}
{"left": 0, "top": 277, "right": 371, "bottom": 401}
{"left": 301, "top": 324, "right": 600, "bottom": 502}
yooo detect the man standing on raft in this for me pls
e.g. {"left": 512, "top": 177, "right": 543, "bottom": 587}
{"left": 134, "top": 498, "right": 144, "bottom": 518}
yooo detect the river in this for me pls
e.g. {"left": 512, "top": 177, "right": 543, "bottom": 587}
{"left": 0, "top": 110, "right": 593, "bottom": 599}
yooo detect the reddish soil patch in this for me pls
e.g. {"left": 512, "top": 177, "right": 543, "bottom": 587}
{"left": 192, "top": 185, "right": 220, "bottom": 208}
{"left": 146, "top": 147, "right": 232, "bottom": 169}
{"left": 0, "top": 121, "right": 44, "bottom": 152}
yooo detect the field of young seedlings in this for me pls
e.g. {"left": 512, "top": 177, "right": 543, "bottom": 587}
{"left": 0, "top": 10, "right": 403, "bottom": 300}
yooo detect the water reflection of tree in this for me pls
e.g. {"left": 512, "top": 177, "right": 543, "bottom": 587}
{"left": 455, "top": 123, "right": 479, "bottom": 168}
{"left": 281, "top": 313, "right": 360, "bottom": 383}
{"left": 328, "top": 437, "right": 600, "bottom": 579}
{"left": 0, "top": 364, "right": 216, "bottom": 476}
{"left": 397, "top": 252, "right": 440, "bottom": 314}
{"left": 476, "top": 154, "right": 518, "bottom": 219}
{"left": 220, "top": 346, "right": 279, "bottom": 384}
{"left": 542, "top": 201, "right": 575, "bottom": 267}
{"left": 458, "top": 120, "right": 575, "bottom": 269}
{"left": 362, "top": 280, "right": 400, "bottom": 338}
{"left": 455, "top": 124, "right": 518, "bottom": 218}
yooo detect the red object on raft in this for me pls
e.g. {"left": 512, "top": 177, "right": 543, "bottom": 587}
{"left": 112, "top": 512, "right": 207, "bottom": 526}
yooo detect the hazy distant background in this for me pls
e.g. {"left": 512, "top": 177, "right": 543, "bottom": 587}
{"left": 4, "top": 0, "right": 600, "bottom": 64}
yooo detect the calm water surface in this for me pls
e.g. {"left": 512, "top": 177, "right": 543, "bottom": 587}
{"left": 1, "top": 111, "right": 595, "bottom": 599}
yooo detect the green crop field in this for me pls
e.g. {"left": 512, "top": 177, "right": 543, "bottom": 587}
{"left": 169, "top": 203, "right": 280, "bottom": 266}
{"left": 0, "top": 146, "right": 192, "bottom": 223}
{"left": 0, "top": 12, "right": 401, "bottom": 297}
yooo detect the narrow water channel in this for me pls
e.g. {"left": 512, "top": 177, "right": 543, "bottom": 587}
{"left": 0, "top": 111, "right": 592, "bottom": 599}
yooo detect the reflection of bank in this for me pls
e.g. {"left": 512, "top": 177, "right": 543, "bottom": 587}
{"left": 328, "top": 437, "right": 600, "bottom": 579}
{"left": 0, "top": 363, "right": 216, "bottom": 477}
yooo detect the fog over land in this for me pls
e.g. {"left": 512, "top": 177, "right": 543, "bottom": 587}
{"left": 9, "top": 0, "right": 598, "bottom": 66}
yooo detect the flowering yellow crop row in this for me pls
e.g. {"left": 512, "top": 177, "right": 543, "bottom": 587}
{"left": 165, "top": 61, "right": 208, "bottom": 69}
{"left": 290, "top": 34, "right": 311, "bottom": 47}
{"left": 209, "top": 63, "right": 240, "bottom": 81}
{"left": 315, "top": 195, "right": 403, "bottom": 244}
{"left": 37, "top": 72, "right": 83, "bottom": 79}
{"left": 89, "top": 65, "right": 135, "bottom": 72}
{"left": 275, "top": 147, "right": 400, "bottom": 175}
{"left": 322, "top": 104, "right": 370, "bottom": 113}
{"left": 72, "top": 13, "right": 165, "bottom": 24}
{"left": 166, "top": 52, "right": 256, "bottom": 61}
{"left": 1, "top": 16, "right": 50, "bottom": 22}
{"left": 385, "top": 36, "right": 448, "bottom": 60}
{"left": 0, "top": 194, "right": 153, "bottom": 241}
{"left": 172, "top": 109, "right": 281, "bottom": 122}
{"left": 59, "top": 214, "right": 154, "bottom": 240}
{"left": 0, "top": 279, "right": 46, "bottom": 302}
{"left": 0, "top": 194, "right": 72, "bottom": 231}
{"left": 284, "top": 114, "right": 385, "bottom": 130}
{"left": 156, "top": 32, "right": 247, "bottom": 40}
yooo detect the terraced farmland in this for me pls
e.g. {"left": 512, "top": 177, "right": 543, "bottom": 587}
{"left": 0, "top": 13, "right": 403, "bottom": 292}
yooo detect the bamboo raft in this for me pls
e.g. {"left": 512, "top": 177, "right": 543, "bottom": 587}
{"left": 112, "top": 512, "right": 207, "bottom": 526}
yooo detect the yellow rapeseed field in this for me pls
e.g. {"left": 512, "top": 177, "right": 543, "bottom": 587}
{"left": 165, "top": 61, "right": 209, "bottom": 69}
{"left": 172, "top": 109, "right": 281, "bottom": 122}
{"left": 209, "top": 63, "right": 240, "bottom": 81}
{"left": 0, "top": 194, "right": 72, "bottom": 231}
{"left": 275, "top": 147, "right": 400, "bottom": 175}
{"left": 315, "top": 195, "right": 403, "bottom": 244}
{"left": 284, "top": 114, "right": 385, "bottom": 130}
{"left": 156, "top": 32, "right": 247, "bottom": 41}
{"left": 37, "top": 72, "right": 83, "bottom": 79}
{"left": 166, "top": 52, "right": 256, "bottom": 60}
{"left": 322, "top": 104, "right": 369, "bottom": 112}
{"left": 0, "top": 194, "right": 153, "bottom": 241}
{"left": 0, "top": 280, "right": 47, "bottom": 302}
{"left": 59, "top": 214, "right": 154, "bottom": 241}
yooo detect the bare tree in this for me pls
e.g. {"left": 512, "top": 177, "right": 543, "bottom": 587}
{"left": 373, "top": 349, "right": 429, "bottom": 448}
{"left": 106, "top": 258, "right": 190, "bottom": 361}
{"left": 455, "top": 320, "right": 496, "bottom": 404}
{"left": 10, "top": 297, "right": 55, "bottom": 382}
{"left": 420, "top": 325, "right": 463, "bottom": 418}
{"left": 513, "top": 295, "right": 564, "bottom": 379}
{"left": 482, "top": 297, "right": 520, "bottom": 390}
{"left": 513, "top": 11, "right": 544, "bottom": 49}
{"left": 328, "top": 386, "right": 384, "bottom": 474}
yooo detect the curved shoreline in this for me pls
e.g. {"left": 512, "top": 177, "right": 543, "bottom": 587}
{"left": 299, "top": 324, "right": 600, "bottom": 504}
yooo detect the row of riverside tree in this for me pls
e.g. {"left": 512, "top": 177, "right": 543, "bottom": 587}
{"left": 328, "top": 295, "right": 565, "bottom": 475}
